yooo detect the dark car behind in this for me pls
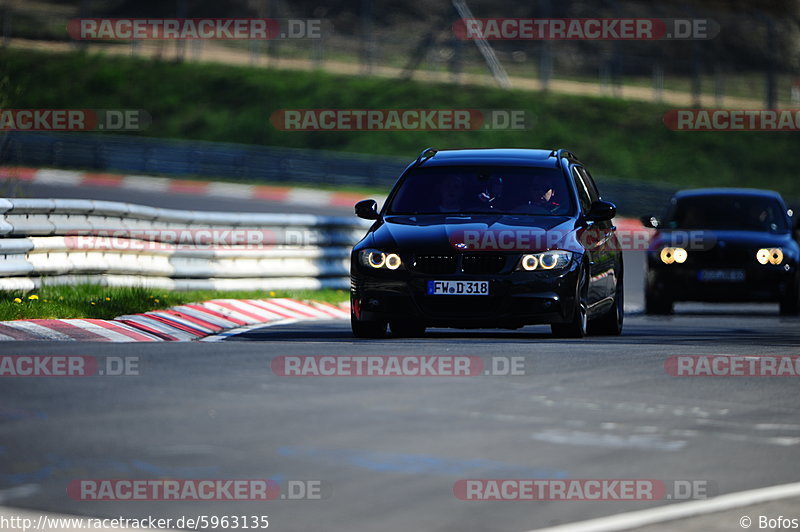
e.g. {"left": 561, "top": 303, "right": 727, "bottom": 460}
{"left": 642, "top": 188, "right": 800, "bottom": 315}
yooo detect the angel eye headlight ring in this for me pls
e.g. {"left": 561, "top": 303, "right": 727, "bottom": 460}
{"left": 521, "top": 254, "right": 539, "bottom": 271}
{"left": 539, "top": 252, "right": 559, "bottom": 270}
{"left": 757, "top": 248, "right": 783, "bottom": 265}
{"left": 385, "top": 253, "right": 402, "bottom": 270}
{"left": 517, "top": 250, "right": 571, "bottom": 271}
{"left": 368, "top": 251, "right": 386, "bottom": 268}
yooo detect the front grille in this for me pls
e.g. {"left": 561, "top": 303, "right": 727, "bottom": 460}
{"left": 413, "top": 255, "right": 457, "bottom": 274}
{"left": 692, "top": 246, "right": 752, "bottom": 266}
{"left": 462, "top": 254, "right": 506, "bottom": 274}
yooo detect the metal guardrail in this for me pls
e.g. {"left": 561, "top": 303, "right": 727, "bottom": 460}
{"left": 1, "top": 131, "right": 409, "bottom": 188}
{"left": 0, "top": 198, "right": 368, "bottom": 291}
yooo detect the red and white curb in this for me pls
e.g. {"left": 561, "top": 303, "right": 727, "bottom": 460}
{"left": 0, "top": 166, "right": 373, "bottom": 209}
{"left": 0, "top": 298, "right": 350, "bottom": 342}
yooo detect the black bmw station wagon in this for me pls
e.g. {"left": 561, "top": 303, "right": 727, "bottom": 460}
{"left": 350, "top": 148, "right": 624, "bottom": 339}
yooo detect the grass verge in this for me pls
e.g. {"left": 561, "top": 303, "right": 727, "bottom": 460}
{"left": 0, "top": 285, "right": 349, "bottom": 321}
{"left": 3, "top": 48, "right": 800, "bottom": 198}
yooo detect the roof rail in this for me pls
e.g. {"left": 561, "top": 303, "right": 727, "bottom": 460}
{"left": 414, "top": 147, "right": 438, "bottom": 166}
{"left": 551, "top": 149, "right": 580, "bottom": 164}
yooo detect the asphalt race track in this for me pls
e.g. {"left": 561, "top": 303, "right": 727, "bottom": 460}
{"left": 1, "top": 181, "right": 798, "bottom": 531}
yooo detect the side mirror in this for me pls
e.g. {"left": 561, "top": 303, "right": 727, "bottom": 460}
{"left": 355, "top": 199, "right": 379, "bottom": 220}
{"left": 640, "top": 215, "right": 659, "bottom": 229}
{"left": 586, "top": 200, "right": 616, "bottom": 222}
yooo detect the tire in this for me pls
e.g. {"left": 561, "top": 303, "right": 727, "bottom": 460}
{"left": 589, "top": 276, "right": 624, "bottom": 336}
{"left": 351, "top": 313, "right": 387, "bottom": 338}
{"left": 390, "top": 320, "right": 426, "bottom": 338}
{"left": 645, "top": 284, "right": 673, "bottom": 315}
{"left": 779, "top": 280, "right": 800, "bottom": 316}
{"left": 552, "top": 267, "right": 588, "bottom": 338}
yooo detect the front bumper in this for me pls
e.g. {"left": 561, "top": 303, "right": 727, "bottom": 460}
{"left": 351, "top": 261, "right": 581, "bottom": 328}
{"left": 646, "top": 262, "right": 797, "bottom": 302}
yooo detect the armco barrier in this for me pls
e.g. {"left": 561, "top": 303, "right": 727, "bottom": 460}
{"left": 0, "top": 198, "right": 369, "bottom": 291}
{"left": 1, "top": 131, "right": 408, "bottom": 189}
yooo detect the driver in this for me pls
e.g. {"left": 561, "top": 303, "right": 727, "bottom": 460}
{"left": 518, "top": 176, "right": 561, "bottom": 213}
{"left": 477, "top": 175, "right": 504, "bottom": 210}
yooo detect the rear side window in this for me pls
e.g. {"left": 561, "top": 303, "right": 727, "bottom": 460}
{"left": 577, "top": 167, "right": 601, "bottom": 202}
{"left": 571, "top": 167, "right": 592, "bottom": 213}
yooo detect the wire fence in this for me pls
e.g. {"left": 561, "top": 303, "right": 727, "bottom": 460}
{"left": 2, "top": 0, "right": 799, "bottom": 108}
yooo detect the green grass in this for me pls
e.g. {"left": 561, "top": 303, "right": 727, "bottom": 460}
{"left": 0, "top": 285, "right": 348, "bottom": 321}
{"left": 2, "top": 47, "right": 799, "bottom": 199}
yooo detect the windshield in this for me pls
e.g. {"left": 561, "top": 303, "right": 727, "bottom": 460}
{"left": 386, "top": 166, "right": 574, "bottom": 216}
{"left": 664, "top": 194, "right": 789, "bottom": 232}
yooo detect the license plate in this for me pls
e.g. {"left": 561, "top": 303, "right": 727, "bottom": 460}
{"left": 427, "top": 280, "right": 489, "bottom": 295}
{"left": 698, "top": 269, "right": 746, "bottom": 282}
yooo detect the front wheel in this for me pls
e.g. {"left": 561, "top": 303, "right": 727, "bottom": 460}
{"left": 552, "top": 268, "right": 588, "bottom": 338}
{"left": 351, "top": 313, "right": 387, "bottom": 338}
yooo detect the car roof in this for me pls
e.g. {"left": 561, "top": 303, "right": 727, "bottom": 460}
{"left": 418, "top": 148, "right": 561, "bottom": 168}
{"left": 673, "top": 188, "right": 784, "bottom": 200}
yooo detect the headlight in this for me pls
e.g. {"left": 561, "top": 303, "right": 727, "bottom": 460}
{"left": 757, "top": 248, "right": 783, "bottom": 265}
{"left": 660, "top": 247, "right": 687, "bottom": 264}
{"left": 517, "top": 250, "right": 572, "bottom": 271}
{"left": 359, "top": 249, "right": 402, "bottom": 270}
